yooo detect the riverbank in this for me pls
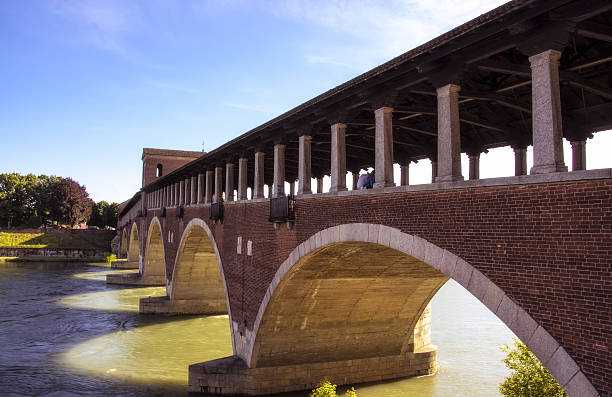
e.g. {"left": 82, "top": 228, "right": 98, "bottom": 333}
{"left": 0, "top": 229, "right": 115, "bottom": 261}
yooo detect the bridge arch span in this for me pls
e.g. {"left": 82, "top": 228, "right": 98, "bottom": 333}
{"left": 127, "top": 222, "right": 140, "bottom": 265}
{"left": 167, "top": 218, "right": 231, "bottom": 318}
{"left": 141, "top": 217, "right": 166, "bottom": 284}
{"left": 246, "top": 223, "right": 595, "bottom": 397}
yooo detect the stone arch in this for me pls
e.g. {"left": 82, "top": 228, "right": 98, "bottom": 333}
{"left": 141, "top": 217, "right": 166, "bottom": 284}
{"left": 120, "top": 228, "right": 128, "bottom": 257}
{"left": 169, "top": 218, "right": 230, "bottom": 317}
{"left": 247, "top": 223, "right": 596, "bottom": 397}
{"left": 127, "top": 222, "right": 140, "bottom": 265}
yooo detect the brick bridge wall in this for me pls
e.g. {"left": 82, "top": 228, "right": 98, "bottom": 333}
{"left": 126, "top": 177, "right": 611, "bottom": 396}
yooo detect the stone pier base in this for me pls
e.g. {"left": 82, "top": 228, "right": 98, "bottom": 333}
{"left": 188, "top": 347, "right": 437, "bottom": 395}
{"left": 105, "top": 273, "right": 165, "bottom": 286}
{"left": 139, "top": 295, "right": 227, "bottom": 315}
{"left": 110, "top": 260, "right": 139, "bottom": 269}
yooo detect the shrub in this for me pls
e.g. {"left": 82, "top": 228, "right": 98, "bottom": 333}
{"left": 105, "top": 252, "right": 117, "bottom": 265}
{"left": 500, "top": 339, "right": 567, "bottom": 397}
{"left": 310, "top": 380, "right": 357, "bottom": 397}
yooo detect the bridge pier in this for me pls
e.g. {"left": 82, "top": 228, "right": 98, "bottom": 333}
{"left": 139, "top": 295, "right": 227, "bottom": 315}
{"left": 106, "top": 272, "right": 165, "bottom": 286}
{"left": 188, "top": 348, "right": 437, "bottom": 396}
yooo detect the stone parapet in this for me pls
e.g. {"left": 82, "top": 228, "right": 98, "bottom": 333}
{"left": 188, "top": 347, "right": 437, "bottom": 395}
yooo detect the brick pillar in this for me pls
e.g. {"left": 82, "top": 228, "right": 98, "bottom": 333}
{"left": 273, "top": 144, "right": 285, "bottom": 197}
{"left": 514, "top": 148, "right": 528, "bottom": 176}
{"left": 191, "top": 176, "right": 197, "bottom": 205}
{"left": 179, "top": 180, "right": 185, "bottom": 206}
{"left": 214, "top": 166, "right": 223, "bottom": 203}
{"left": 298, "top": 135, "right": 312, "bottom": 195}
{"left": 197, "top": 173, "right": 204, "bottom": 204}
{"left": 571, "top": 140, "right": 586, "bottom": 171}
{"left": 352, "top": 172, "right": 359, "bottom": 190}
{"left": 529, "top": 49, "right": 567, "bottom": 174}
{"left": 205, "top": 170, "right": 213, "bottom": 204}
{"left": 330, "top": 123, "right": 347, "bottom": 192}
{"left": 316, "top": 177, "right": 323, "bottom": 194}
{"left": 184, "top": 178, "right": 190, "bottom": 205}
{"left": 226, "top": 162, "right": 234, "bottom": 202}
{"left": 238, "top": 157, "right": 248, "bottom": 200}
{"left": 468, "top": 154, "right": 480, "bottom": 180}
{"left": 254, "top": 152, "right": 265, "bottom": 199}
{"left": 400, "top": 164, "right": 409, "bottom": 186}
{"left": 374, "top": 106, "right": 395, "bottom": 188}
{"left": 435, "top": 84, "right": 463, "bottom": 182}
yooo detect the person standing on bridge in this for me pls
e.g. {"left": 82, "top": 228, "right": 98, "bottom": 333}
{"left": 357, "top": 172, "right": 369, "bottom": 190}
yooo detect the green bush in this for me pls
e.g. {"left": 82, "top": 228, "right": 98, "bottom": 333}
{"left": 310, "top": 380, "right": 357, "bottom": 397}
{"left": 105, "top": 252, "right": 117, "bottom": 265}
{"left": 500, "top": 339, "right": 567, "bottom": 397}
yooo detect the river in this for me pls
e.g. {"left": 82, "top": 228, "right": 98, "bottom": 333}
{"left": 0, "top": 262, "right": 515, "bottom": 396}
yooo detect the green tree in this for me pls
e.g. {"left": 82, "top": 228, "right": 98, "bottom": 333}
{"left": 104, "top": 202, "right": 119, "bottom": 228}
{"left": 500, "top": 340, "right": 567, "bottom": 397}
{"left": 310, "top": 381, "right": 357, "bottom": 397}
{"left": 0, "top": 173, "right": 39, "bottom": 227}
{"left": 47, "top": 178, "right": 94, "bottom": 227}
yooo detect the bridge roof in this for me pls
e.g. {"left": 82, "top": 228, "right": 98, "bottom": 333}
{"left": 142, "top": 148, "right": 205, "bottom": 160}
{"left": 141, "top": 0, "right": 612, "bottom": 193}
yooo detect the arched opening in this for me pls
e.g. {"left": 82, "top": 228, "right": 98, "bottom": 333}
{"left": 128, "top": 223, "right": 139, "bottom": 265}
{"left": 120, "top": 228, "right": 128, "bottom": 258}
{"left": 250, "top": 241, "right": 446, "bottom": 368}
{"left": 168, "top": 219, "right": 228, "bottom": 314}
{"left": 156, "top": 164, "right": 163, "bottom": 177}
{"left": 142, "top": 218, "right": 166, "bottom": 285}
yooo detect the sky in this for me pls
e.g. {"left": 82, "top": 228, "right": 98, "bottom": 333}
{"left": 1, "top": 0, "right": 610, "bottom": 203}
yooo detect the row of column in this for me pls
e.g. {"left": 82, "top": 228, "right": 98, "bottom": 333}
{"left": 145, "top": 48, "right": 588, "bottom": 209}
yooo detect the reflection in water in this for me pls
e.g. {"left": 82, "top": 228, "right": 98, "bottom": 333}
{"left": 59, "top": 286, "right": 166, "bottom": 312}
{"left": 72, "top": 269, "right": 137, "bottom": 281}
{"left": 0, "top": 262, "right": 515, "bottom": 396}
{"left": 63, "top": 316, "right": 232, "bottom": 385}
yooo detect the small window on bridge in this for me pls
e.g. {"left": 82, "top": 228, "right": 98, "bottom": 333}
{"left": 156, "top": 164, "right": 163, "bottom": 177}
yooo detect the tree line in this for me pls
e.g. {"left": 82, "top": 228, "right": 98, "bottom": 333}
{"left": 0, "top": 173, "right": 119, "bottom": 229}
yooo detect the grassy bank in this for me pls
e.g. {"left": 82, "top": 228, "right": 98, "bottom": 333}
{"left": 0, "top": 231, "right": 114, "bottom": 249}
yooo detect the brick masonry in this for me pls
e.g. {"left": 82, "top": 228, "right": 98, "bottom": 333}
{"left": 124, "top": 178, "right": 611, "bottom": 397}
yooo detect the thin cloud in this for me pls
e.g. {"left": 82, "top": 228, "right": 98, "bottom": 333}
{"left": 147, "top": 81, "right": 206, "bottom": 95}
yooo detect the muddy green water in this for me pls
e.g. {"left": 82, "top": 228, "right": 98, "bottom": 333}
{"left": 0, "top": 262, "right": 515, "bottom": 396}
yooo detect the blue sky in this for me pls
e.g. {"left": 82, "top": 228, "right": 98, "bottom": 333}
{"left": 1, "top": 0, "right": 610, "bottom": 203}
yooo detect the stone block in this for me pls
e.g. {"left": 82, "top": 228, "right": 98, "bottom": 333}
{"left": 482, "top": 282, "right": 505, "bottom": 313}
{"left": 411, "top": 236, "right": 427, "bottom": 261}
{"left": 438, "top": 250, "right": 458, "bottom": 276}
{"left": 367, "top": 224, "right": 380, "bottom": 244}
{"left": 512, "top": 309, "right": 539, "bottom": 344}
{"left": 466, "top": 269, "right": 489, "bottom": 301}
{"left": 496, "top": 295, "right": 518, "bottom": 329}
{"left": 377, "top": 225, "right": 393, "bottom": 247}
{"left": 452, "top": 258, "right": 473, "bottom": 288}
{"left": 527, "top": 326, "right": 559, "bottom": 365}
{"left": 564, "top": 371, "right": 600, "bottom": 397}
{"left": 547, "top": 346, "right": 579, "bottom": 388}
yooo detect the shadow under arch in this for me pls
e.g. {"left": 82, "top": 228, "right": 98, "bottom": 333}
{"left": 120, "top": 228, "right": 128, "bottom": 258}
{"left": 141, "top": 217, "right": 166, "bottom": 285}
{"left": 155, "top": 218, "right": 230, "bottom": 317}
{"left": 240, "top": 223, "right": 596, "bottom": 397}
{"left": 128, "top": 222, "right": 140, "bottom": 265}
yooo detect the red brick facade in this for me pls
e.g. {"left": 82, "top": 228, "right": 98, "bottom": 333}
{"left": 126, "top": 178, "right": 611, "bottom": 396}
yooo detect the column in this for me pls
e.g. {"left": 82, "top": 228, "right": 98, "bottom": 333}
{"left": 197, "top": 173, "right": 204, "bottom": 204}
{"left": 571, "top": 140, "right": 586, "bottom": 171}
{"left": 205, "top": 170, "right": 213, "bottom": 204}
{"left": 214, "top": 166, "right": 223, "bottom": 203}
{"left": 298, "top": 135, "right": 312, "bottom": 195}
{"left": 289, "top": 181, "right": 295, "bottom": 196}
{"left": 468, "top": 154, "right": 480, "bottom": 180}
{"left": 352, "top": 172, "right": 359, "bottom": 190}
{"left": 184, "top": 178, "right": 190, "bottom": 205}
{"left": 179, "top": 180, "right": 185, "bottom": 206}
{"left": 238, "top": 157, "right": 248, "bottom": 200}
{"left": 330, "top": 123, "right": 347, "bottom": 192}
{"left": 400, "top": 164, "right": 410, "bottom": 186}
{"left": 529, "top": 49, "right": 567, "bottom": 174}
{"left": 374, "top": 107, "right": 395, "bottom": 188}
{"left": 273, "top": 144, "right": 285, "bottom": 197}
{"left": 435, "top": 84, "right": 463, "bottom": 182}
{"left": 514, "top": 148, "right": 528, "bottom": 176}
{"left": 254, "top": 152, "right": 265, "bottom": 199}
{"left": 170, "top": 183, "right": 175, "bottom": 206}
{"left": 225, "top": 162, "right": 234, "bottom": 202}
{"left": 431, "top": 160, "right": 438, "bottom": 183}
{"left": 316, "top": 177, "right": 323, "bottom": 194}
{"left": 191, "top": 176, "right": 197, "bottom": 205}
{"left": 175, "top": 182, "right": 180, "bottom": 206}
